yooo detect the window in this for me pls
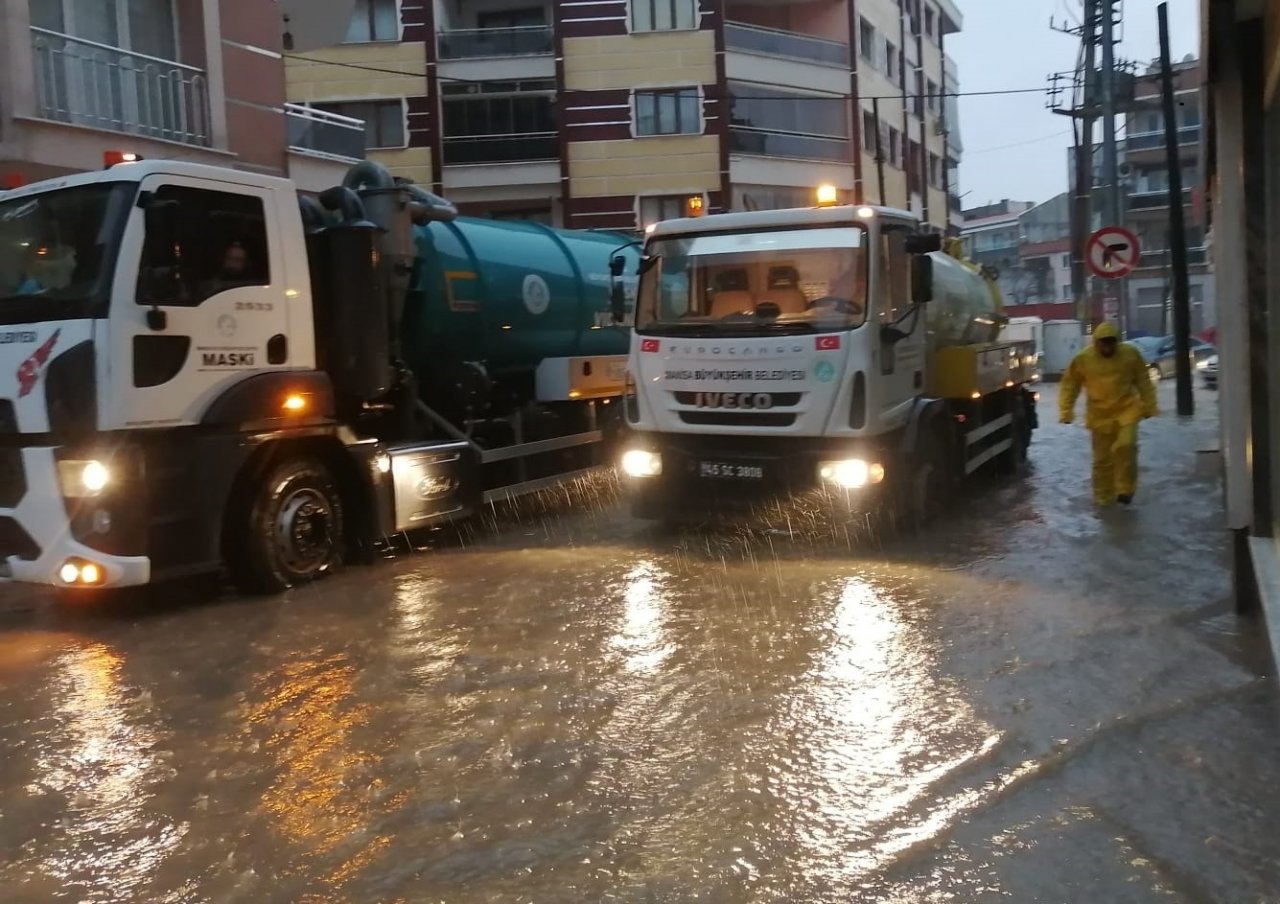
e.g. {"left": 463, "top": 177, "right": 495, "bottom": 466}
{"left": 1061, "top": 254, "right": 1071, "bottom": 268}
{"left": 635, "top": 88, "right": 701, "bottom": 136}
{"left": 729, "top": 83, "right": 847, "bottom": 139}
{"left": 880, "top": 228, "right": 911, "bottom": 322}
{"left": 859, "top": 18, "right": 877, "bottom": 61}
{"left": 888, "top": 126, "right": 901, "bottom": 166}
{"left": 885, "top": 41, "right": 899, "bottom": 83}
{"left": 1062, "top": 284, "right": 1072, "bottom": 300}
{"left": 344, "top": 0, "right": 399, "bottom": 43}
{"left": 912, "top": 71, "right": 924, "bottom": 118}
{"left": 631, "top": 0, "right": 697, "bottom": 33}
{"left": 477, "top": 7, "right": 546, "bottom": 29}
{"left": 137, "top": 186, "right": 270, "bottom": 308}
{"left": 639, "top": 195, "right": 691, "bottom": 229}
{"left": 926, "top": 78, "right": 938, "bottom": 114}
{"left": 312, "top": 99, "right": 405, "bottom": 148}
{"left": 862, "top": 110, "right": 877, "bottom": 153}
{"left": 928, "top": 151, "right": 941, "bottom": 188}
{"left": 1180, "top": 104, "right": 1201, "bottom": 127}
{"left": 924, "top": 5, "right": 936, "bottom": 39}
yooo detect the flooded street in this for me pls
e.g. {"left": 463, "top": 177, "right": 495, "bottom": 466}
{"left": 1, "top": 385, "right": 1278, "bottom": 903}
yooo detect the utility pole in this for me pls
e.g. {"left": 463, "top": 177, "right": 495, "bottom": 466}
{"left": 1158, "top": 2, "right": 1193, "bottom": 416}
{"left": 1099, "top": 0, "right": 1124, "bottom": 333}
{"left": 872, "top": 96, "right": 887, "bottom": 205}
{"left": 1050, "top": 2, "right": 1100, "bottom": 325}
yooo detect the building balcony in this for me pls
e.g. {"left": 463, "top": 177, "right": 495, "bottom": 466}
{"left": 1137, "top": 246, "right": 1210, "bottom": 268}
{"left": 724, "top": 22, "right": 849, "bottom": 68}
{"left": 29, "top": 27, "right": 211, "bottom": 147}
{"left": 285, "top": 104, "right": 365, "bottom": 162}
{"left": 1123, "top": 126, "right": 1201, "bottom": 152}
{"left": 438, "top": 27, "right": 554, "bottom": 61}
{"left": 442, "top": 132, "right": 558, "bottom": 166}
{"left": 730, "top": 128, "right": 851, "bottom": 163}
{"left": 1128, "top": 187, "right": 1193, "bottom": 211}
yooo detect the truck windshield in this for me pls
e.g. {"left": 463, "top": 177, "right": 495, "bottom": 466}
{"left": 0, "top": 182, "right": 134, "bottom": 325}
{"left": 636, "top": 225, "right": 868, "bottom": 337}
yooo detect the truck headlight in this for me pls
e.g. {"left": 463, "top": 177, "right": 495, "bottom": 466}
{"left": 818, "top": 458, "right": 885, "bottom": 489}
{"left": 57, "top": 459, "right": 111, "bottom": 497}
{"left": 621, "top": 449, "right": 662, "bottom": 478}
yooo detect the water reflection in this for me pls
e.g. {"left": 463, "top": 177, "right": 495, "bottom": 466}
{"left": 30, "top": 641, "right": 182, "bottom": 899}
{"left": 609, "top": 561, "right": 675, "bottom": 674}
{"left": 768, "top": 574, "right": 1000, "bottom": 886}
{"left": 246, "top": 649, "right": 396, "bottom": 890}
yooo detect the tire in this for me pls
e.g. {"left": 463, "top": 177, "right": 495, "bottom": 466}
{"left": 1148, "top": 364, "right": 1162, "bottom": 383}
{"left": 227, "top": 457, "right": 345, "bottom": 595}
{"left": 900, "top": 430, "right": 952, "bottom": 530}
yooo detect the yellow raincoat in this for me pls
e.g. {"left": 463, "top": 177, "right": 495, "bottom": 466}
{"left": 1059, "top": 322, "right": 1158, "bottom": 504}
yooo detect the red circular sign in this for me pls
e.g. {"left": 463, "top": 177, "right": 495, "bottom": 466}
{"left": 1087, "top": 226, "right": 1141, "bottom": 280}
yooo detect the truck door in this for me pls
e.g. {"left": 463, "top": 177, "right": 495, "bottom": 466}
{"left": 104, "top": 175, "right": 290, "bottom": 429}
{"left": 877, "top": 226, "right": 926, "bottom": 421}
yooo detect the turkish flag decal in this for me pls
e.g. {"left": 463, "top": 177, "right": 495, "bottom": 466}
{"left": 815, "top": 335, "right": 841, "bottom": 351}
{"left": 640, "top": 338, "right": 661, "bottom": 353}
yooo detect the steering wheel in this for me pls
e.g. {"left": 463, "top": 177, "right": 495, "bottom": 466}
{"left": 806, "top": 295, "right": 862, "bottom": 316}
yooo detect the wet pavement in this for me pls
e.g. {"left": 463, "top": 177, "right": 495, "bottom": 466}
{"left": 1, "top": 383, "right": 1278, "bottom": 903}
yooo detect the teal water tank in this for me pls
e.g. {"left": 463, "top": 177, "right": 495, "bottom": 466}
{"left": 403, "top": 217, "right": 639, "bottom": 380}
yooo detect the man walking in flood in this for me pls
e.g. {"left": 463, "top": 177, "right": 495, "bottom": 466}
{"left": 1059, "top": 321, "right": 1159, "bottom": 506}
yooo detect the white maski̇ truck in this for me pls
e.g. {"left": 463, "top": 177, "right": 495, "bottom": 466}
{"left": 0, "top": 159, "right": 636, "bottom": 594}
{"left": 614, "top": 201, "right": 1039, "bottom": 525}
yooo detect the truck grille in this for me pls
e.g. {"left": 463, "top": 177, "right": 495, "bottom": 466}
{"left": 0, "top": 516, "right": 39, "bottom": 561}
{"left": 0, "top": 400, "right": 24, "bottom": 508}
{"left": 678, "top": 411, "right": 797, "bottom": 428}
{"left": 671, "top": 391, "right": 803, "bottom": 407}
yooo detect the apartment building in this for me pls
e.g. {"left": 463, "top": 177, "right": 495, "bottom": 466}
{"left": 1119, "top": 56, "right": 1213, "bottom": 334}
{"left": 0, "top": 0, "right": 364, "bottom": 191}
{"left": 959, "top": 199, "right": 1031, "bottom": 301}
{"left": 285, "top": 0, "right": 964, "bottom": 232}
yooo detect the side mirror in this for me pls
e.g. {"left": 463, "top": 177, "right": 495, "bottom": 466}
{"left": 610, "top": 255, "right": 627, "bottom": 278}
{"left": 905, "top": 232, "right": 942, "bottom": 254}
{"left": 610, "top": 282, "right": 627, "bottom": 324}
{"left": 911, "top": 255, "right": 934, "bottom": 305}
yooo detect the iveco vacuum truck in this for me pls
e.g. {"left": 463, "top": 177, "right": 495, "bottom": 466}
{"left": 615, "top": 190, "right": 1039, "bottom": 525}
{"left": 0, "top": 158, "right": 639, "bottom": 593}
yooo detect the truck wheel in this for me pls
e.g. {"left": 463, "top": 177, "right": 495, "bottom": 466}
{"left": 902, "top": 435, "right": 951, "bottom": 530}
{"left": 228, "top": 457, "right": 345, "bottom": 595}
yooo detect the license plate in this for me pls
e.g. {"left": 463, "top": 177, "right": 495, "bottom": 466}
{"left": 699, "top": 461, "right": 764, "bottom": 480}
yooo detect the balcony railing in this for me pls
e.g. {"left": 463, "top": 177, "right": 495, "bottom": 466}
{"left": 1128, "top": 187, "right": 1193, "bottom": 211}
{"left": 1124, "top": 126, "right": 1201, "bottom": 152}
{"left": 438, "top": 26, "right": 554, "bottom": 60}
{"left": 442, "top": 132, "right": 558, "bottom": 165}
{"left": 724, "top": 22, "right": 850, "bottom": 68}
{"left": 285, "top": 104, "right": 365, "bottom": 161}
{"left": 1137, "top": 246, "right": 1209, "bottom": 267}
{"left": 30, "top": 26, "right": 211, "bottom": 146}
{"left": 730, "top": 128, "right": 852, "bottom": 162}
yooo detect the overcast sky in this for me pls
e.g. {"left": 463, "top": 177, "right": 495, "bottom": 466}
{"left": 949, "top": 0, "right": 1200, "bottom": 208}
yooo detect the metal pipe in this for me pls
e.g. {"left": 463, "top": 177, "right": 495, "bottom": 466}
{"left": 1158, "top": 3, "right": 1194, "bottom": 416}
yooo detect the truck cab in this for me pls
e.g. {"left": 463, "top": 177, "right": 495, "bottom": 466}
{"left": 618, "top": 200, "right": 1037, "bottom": 522}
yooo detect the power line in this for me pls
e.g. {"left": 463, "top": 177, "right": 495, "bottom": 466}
{"left": 965, "top": 130, "right": 1074, "bottom": 156}
{"left": 284, "top": 53, "right": 1051, "bottom": 103}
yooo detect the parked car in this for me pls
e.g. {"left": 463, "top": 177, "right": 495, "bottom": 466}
{"left": 1202, "top": 354, "right": 1218, "bottom": 390}
{"left": 1125, "top": 335, "right": 1217, "bottom": 382}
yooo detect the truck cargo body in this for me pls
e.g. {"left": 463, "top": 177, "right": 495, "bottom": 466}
{"left": 618, "top": 204, "right": 1038, "bottom": 524}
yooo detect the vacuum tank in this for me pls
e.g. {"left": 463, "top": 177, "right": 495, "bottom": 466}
{"left": 924, "top": 248, "right": 1005, "bottom": 349}
{"left": 402, "top": 217, "right": 641, "bottom": 380}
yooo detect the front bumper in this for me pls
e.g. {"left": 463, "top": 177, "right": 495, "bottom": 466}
{"left": 0, "top": 446, "right": 151, "bottom": 589}
{"left": 624, "top": 433, "right": 893, "bottom": 519}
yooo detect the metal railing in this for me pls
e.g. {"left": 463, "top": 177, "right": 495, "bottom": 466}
{"left": 729, "top": 128, "right": 851, "bottom": 162}
{"left": 1123, "top": 126, "right": 1201, "bottom": 152}
{"left": 724, "top": 22, "right": 849, "bottom": 67}
{"left": 438, "top": 26, "right": 554, "bottom": 60}
{"left": 442, "top": 132, "right": 558, "bottom": 165}
{"left": 285, "top": 104, "right": 366, "bottom": 161}
{"left": 30, "top": 26, "right": 211, "bottom": 146}
{"left": 1137, "top": 246, "right": 1209, "bottom": 267}
{"left": 1128, "top": 187, "right": 1193, "bottom": 210}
